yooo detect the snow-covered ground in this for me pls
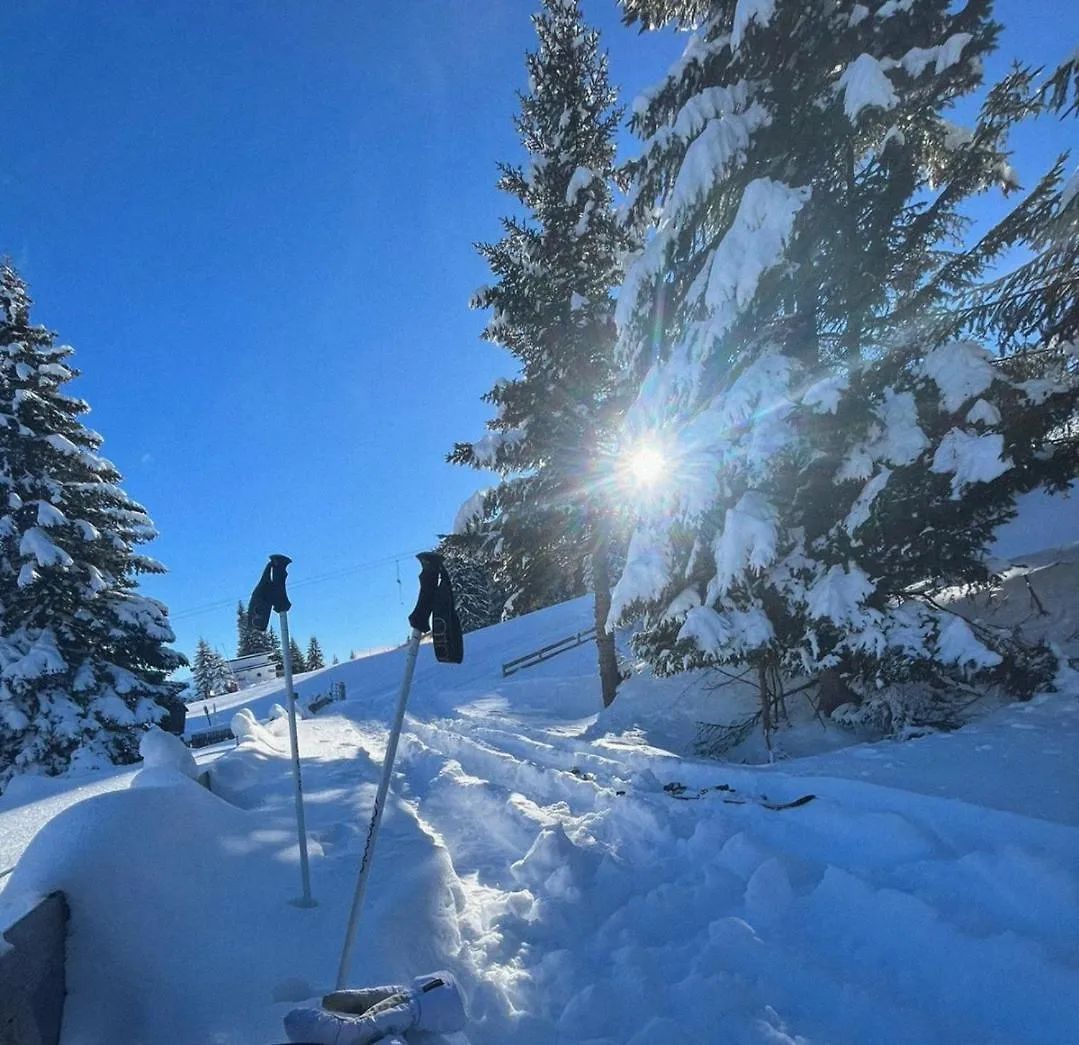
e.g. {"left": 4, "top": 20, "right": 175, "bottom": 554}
{"left": 2, "top": 490, "right": 1078, "bottom": 1045}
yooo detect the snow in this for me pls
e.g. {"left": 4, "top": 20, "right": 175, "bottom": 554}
{"left": 564, "top": 165, "right": 594, "bottom": 206}
{"left": 712, "top": 491, "right": 779, "bottom": 594}
{"left": 931, "top": 427, "right": 1012, "bottom": 496}
{"left": 137, "top": 725, "right": 198, "bottom": 780}
{"left": 849, "top": 4, "right": 870, "bottom": 27}
{"left": 18, "top": 526, "right": 73, "bottom": 569}
{"left": 921, "top": 340, "right": 996, "bottom": 412}
{"left": 838, "top": 54, "right": 898, "bottom": 120}
{"left": 730, "top": 0, "right": 775, "bottom": 51}
{"left": 805, "top": 562, "right": 876, "bottom": 626}
{"left": 901, "top": 34, "right": 973, "bottom": 77}
{"left": 452, "top": 489, "right": 488, "bottom": 535}
{"left": 937, "top": 614, "right": 1001, "bottom": 671}
{"left": 2, "top": 510, "right": 1079, "bottom": 1043}
{"left": 666, "top": 93, "right": 771, "bottom": 225}
{"left": 876, "top": 0, "right": 914, "bottom": 17}
{"left": 695, "top": 179, "right": 809, "bottom": 345}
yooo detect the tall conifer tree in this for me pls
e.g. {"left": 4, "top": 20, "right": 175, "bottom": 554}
{"left": 610, "top": 2, "right": 1078, "bottom": 730}
{"left": 0, "top": 266, "right": 185, "bottom": 786}
{"left": 451, "top": 0, "right": 631, "bottom": 704}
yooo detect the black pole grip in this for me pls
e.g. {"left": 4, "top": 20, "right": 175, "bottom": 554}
{"left": 249, "top": 554, "right": 292, "bottom": 631}
{"left": 407, "top": 552, "right": 442, "bottom": 633}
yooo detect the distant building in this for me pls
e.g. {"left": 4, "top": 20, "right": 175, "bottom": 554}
{"left": 226, "top": 652, "right": 278, "bottom": 689}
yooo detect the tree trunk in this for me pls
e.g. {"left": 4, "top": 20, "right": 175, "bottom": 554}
{"left": 592, "top": 521, "right": 620, "bottom": 708}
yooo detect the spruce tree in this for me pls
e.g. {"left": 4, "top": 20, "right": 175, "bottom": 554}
{"left": 288, "top": 637, "right": 307, "bottom": 674}
{"left": 236, "top": 600, "right": 255, "bottom": 657}
{"left": 450, "top": 0, "right": 631, "bottom": 704}
{"left": 192, "top": 638, "right": 231, "bottom": 701}
{"left": 0, "top": 265, "right": 185, "bottom": 786}
{"left": 305, "top": 636, "right": 325, "bottom": 671}
{"left": 610, "top": 2, "right": 1078, "bottom": 733}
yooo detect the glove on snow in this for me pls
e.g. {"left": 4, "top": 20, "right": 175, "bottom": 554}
{"left": 284, "top": 971, "right": 465, "bottom": 1045}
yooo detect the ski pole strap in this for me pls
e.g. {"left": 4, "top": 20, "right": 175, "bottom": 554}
{"left": 407, "top": 552, "right": 442, "bottom": 633}
{"left": 249, "top": 553, "right": 292, "bottom": 631}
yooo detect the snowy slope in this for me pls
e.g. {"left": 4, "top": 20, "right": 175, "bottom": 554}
{"left": 3, "top": 574, "right": 1078, "bottom": 1044}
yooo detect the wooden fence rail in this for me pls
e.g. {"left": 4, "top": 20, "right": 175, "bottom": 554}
{"left": 501, "top": 625, "right": 597, "bottom": 677}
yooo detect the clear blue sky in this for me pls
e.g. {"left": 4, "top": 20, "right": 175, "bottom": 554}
{"left": 1, "top": 1, "right": 1075, "bottom": 669}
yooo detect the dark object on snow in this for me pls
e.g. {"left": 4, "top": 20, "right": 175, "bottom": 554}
{"left": 249, "top": 554, "right": 292, "bottom": 632}
{"left": 407, "top": 552, "right": 463, "bottom": 664}
{"left": 0, "top": 891, "right": 68, "bottom": 1045}
{"left": 664, "top": 780, "right": 817, "bottom": 811}
{"left": 816, "top": 669, "right": 861, "bottom": 716}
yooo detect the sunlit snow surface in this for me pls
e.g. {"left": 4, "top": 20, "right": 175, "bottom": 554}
{"left": 1, "top": 491, "right": 1078, "bottom": 1044}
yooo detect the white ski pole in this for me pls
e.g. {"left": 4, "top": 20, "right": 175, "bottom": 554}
{"left": 335, "top": 553, "right": 442, "bottom": 989}
{"left": 279, "top": 604, "right": 314, "bottom": 907}
{"left": 249, "top": 554, "right": 315, "bottom": 908}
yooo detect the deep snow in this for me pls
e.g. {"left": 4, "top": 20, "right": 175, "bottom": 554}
{"left": 1, "top": 488, "right": 1078, "bottom": 1044}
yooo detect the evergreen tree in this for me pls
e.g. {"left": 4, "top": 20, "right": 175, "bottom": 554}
{"left": 192, "top": 639, "right": 231, "bottom": 701}
{"left": 610, "top": 2, "right": 1078, "bottom": 732}
{"left": 450, "top": 0, "right": 631, "bottom": 704}
{"left": 331, "top": 653, "right": 340, "bottom": 666}
{"left": 236, "top": 600, "right": 256, "bottom": 657}
{"left": 288, "top": 637, "right": 307, "bottom": 674}
{"left": 0, "top": 265, "right": 185, "bottom": 787}
{"left": 305, "top": 636, "right": 325, "bottom": 671}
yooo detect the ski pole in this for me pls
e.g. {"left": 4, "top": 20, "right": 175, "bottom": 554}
{"left": 335, "top": 552, "right": 442, "bottom": 989}
{"left": 250, "top": 554, "right": 315, "bottom": 908}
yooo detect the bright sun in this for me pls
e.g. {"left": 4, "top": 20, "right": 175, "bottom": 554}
{"left": 626, "top": 444, "right": 666, "bottom": 487}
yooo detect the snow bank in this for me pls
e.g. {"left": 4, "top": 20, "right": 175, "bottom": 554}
{"left": 137, "top": 725, "right": 198, "bottom": 779}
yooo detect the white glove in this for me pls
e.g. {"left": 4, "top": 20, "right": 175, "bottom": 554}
{"left": 283, "top": 971, "right": 465, "bottom": 1045}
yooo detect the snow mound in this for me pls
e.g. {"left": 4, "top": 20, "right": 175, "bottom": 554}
{"left": 137, "top": 726, "right": 198, "bottom": 779}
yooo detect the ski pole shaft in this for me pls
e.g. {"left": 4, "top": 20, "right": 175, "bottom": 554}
{"left": 335, "top": 627, "right": 422, "bottom": 989}
{"left": 280, "top": 608, "right": 314, "bottom": 907}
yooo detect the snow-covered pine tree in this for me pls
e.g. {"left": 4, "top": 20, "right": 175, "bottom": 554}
{"left": 305, "top": 636, "right": 325, "bottom": 671}
{"left": 0, "top": 265, "right": 185, "bottom": 787}
{"left": 236, "top": 600, "right": 255, "bottom": 656}
{"left": 192, "top": 638, "right": 231, "bottom": 701}
{"left": 288, "top": 637, "right": 307, "bottom": 674}
{"left": 450, "top": 0, "right": 630, "bottom": 704}
{"left": 610, "top": 1, "right": 1078, "bottom": 735}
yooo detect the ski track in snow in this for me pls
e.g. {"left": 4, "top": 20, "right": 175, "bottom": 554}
{"left": 384, "top": 690, "right": 1079, "bottom": 1045}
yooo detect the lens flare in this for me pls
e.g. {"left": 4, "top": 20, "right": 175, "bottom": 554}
{"left": 625, "top": 444, "right": 666, "bottom": 488}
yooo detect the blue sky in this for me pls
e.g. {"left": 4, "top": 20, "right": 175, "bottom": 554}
{"left": 1, "top": 0, "right": 1075, "bottom": 670}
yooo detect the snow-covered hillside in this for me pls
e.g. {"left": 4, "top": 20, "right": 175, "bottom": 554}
{"left": 3, "top": 509, "right": 1079, "bottom": 1044}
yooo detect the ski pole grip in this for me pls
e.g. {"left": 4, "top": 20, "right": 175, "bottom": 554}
{"left": 249, "top": 553, "right": 292, "bottom": 631}
{"left": 407, "top": 552, "right": 442, "bottom": 633}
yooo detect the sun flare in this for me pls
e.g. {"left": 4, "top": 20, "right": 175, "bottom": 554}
{"left": 626, "top": 444, "right": 666, "bottom": 488}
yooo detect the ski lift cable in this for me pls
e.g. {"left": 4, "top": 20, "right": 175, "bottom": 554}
{"left": 169, "top": 548, "right": 428, "bottom": 621}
